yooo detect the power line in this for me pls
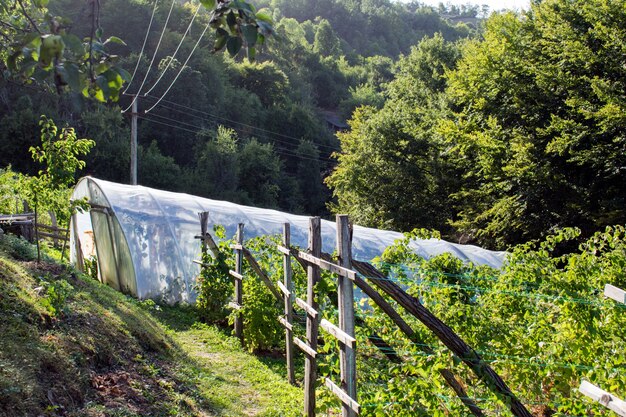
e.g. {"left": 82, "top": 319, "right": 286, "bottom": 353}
{"left": 142, "top": 112, "right": 333, "bottom": 163}
{"left": 144, "top": 19, "right": 212, "bottom": 114}
{"left": 143, "top": 93, "right": 341, "bottom": 153}
{"left": 155, "top": 102, "right": 335, "bottom": 157}
{"left": 137, "top": 114, "right": 199, "bottom": 134}
{"left": 122, "top": 0, "right": 176, "bottom": 113}
{"left": 143, "top": 4, "right": 202, "bottom": 96}
{"left": 122, "top": 0, "right": 160, "bottom": 94}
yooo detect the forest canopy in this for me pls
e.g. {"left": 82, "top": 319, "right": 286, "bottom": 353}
{"left": 328, "top": 0, "right": 626, "bottom": 249}
{"left": 2, "top": 0, "right": 625, "bottom": 250}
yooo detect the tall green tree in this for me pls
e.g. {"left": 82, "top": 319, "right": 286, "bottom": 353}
{"left": 295, "top": 140, "right": 324, "bottom": 214}
{"left": 444, "top": 0, "right": 626, "bottom": 248}
{"left": 313, "top": 19, "right": 341, "bottom": 56}
{"left": 194, "top": 126, "right": 241, "bottom": 201}
{"left": 327, "top": 34, "right": 461, "bottom": 233}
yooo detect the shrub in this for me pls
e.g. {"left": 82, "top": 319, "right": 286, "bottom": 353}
{"left": 195, "top": 225, "right": 232, "bottom": 323}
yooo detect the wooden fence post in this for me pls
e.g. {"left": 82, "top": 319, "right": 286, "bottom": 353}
{"left": 34, "top": 198, "right": 40, "bottom": 262}
{"left": 337, "top": 215, "right": 356, "bottom": 417}
{"left": 283, "top": 223, "right": 296, "bottom": 385}
{"left": 198, "top": 212, "right": 209, "bottom": 257}
{"left": 48, "top": 210, "right": 59, "bottom": 248}
{"left": 72, "top": 212, "right": 84, "bottom": 272}
{"left": 234, "top": 223, "right": 244, "bottom": 345}
{"left": 20, "top": 201, "right": 34, "bottom": 242}
{"left": 305, "top": 217, "right": 321, "bottom": 417}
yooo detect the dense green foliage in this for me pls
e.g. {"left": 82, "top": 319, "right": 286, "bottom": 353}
{"left": 445, "top": 0, "right": 626, "bottom": 247}
{"left": 196, "top": 226, "right": 626, "bottom": 416}
{"left": 329, "top": 0, "right": 626, "bottom": 249}
{"left": 359, "top": 226, "right": 626, "bottom": 416}
{"left": 1, "top": 0, "right": 476, "bottom": 218}
{"left": 195, "top": 225, "right": 232, "bottom": 322}
{"left": 257, "top": 0, "right": 472, "bottom": 57}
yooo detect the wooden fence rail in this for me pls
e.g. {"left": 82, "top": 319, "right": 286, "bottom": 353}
{"left": 193, "top": 213, "right": 534, "bottom": 417}
{"left": 0, "top": 213, "right": 68, "bottom": 245}
{"left": 577, "top": 283, "right": 626, "bottom": 415}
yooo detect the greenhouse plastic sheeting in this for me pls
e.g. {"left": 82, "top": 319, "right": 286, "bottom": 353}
{"left": 70, "top": 177, "right": 507, "bottom": 303}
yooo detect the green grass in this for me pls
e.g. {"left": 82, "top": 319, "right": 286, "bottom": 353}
{"left": 0, "top": 234, "right": 302, "bottom": 417}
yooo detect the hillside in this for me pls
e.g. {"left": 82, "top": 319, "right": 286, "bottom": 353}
{"left": 0, "top": 0, "right": 476, "bottom": 220}
{"left": 0, "top": 233, "right": 301, "bottom": 417}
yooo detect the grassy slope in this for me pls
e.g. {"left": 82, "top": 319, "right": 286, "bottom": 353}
{"left": 0, "top": 236, "right": 301, "bottom": 417}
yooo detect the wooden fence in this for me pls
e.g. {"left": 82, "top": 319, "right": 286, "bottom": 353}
{"left": 194, "top": 212, "right": 535, "bottom": 417}
{"left": 0, "top": 210, "right": 69, "bottom": 249}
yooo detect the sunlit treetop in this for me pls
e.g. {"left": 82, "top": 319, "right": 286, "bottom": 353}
{"left": 1, "top": 0, "right": 274, "bottom": 102}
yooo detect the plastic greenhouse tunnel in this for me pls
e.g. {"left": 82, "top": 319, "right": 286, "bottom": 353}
{"left": 70, "top": 177, "right": 507, "bottom": 304}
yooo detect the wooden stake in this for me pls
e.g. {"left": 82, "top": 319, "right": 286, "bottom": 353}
{"left": 198, "top": 212, "right": 209, "bottom": 257}
{"left": 48, "top": 210, "right": 59, "bottom": 247}
{"left": 34, "top": 197, "right": 40, "bottom": 262}
{"left": 234, "top": 223, "right": 244, "bottom": 345}
{"left": 242, "top": 248, "right": 282, "bottom": 302}
{"left": 304, "top": 217, "right": 321, "bottom": 417}
{"left": 71, "top": 213, "right": 84, "bottom": 272}
{"left": 283, "top": 223, "right": 296, "bottom": 385}
{"left": 337, "top": 215, "right": 356, "bottom": 417}
{"left": 60, "top": 220, "right": 70, "bottom": 262}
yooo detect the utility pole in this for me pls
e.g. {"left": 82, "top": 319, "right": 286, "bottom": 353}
{"left": 130, "top": 95, "right": 138, "bottom": 185}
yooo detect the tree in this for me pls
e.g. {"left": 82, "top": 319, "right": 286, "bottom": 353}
{"left": 238, "top": 138, "right": 282, "bottom": 208}
{"left": 0, "top": 96, "right": 41, "bottom": 175}
{"left": 327, "top": 34, "right": 461, "bottom": 233}
{"left": 194, "top": 126, "right": 241, "bottom": 201}
{"left": 313, "top": 19, "right": 341, "bottom": 56}
{"left": 137, "top": 140, "right": 182, "bottom": 190}
{"left": 25, "top": 116, "right": 94, "bottom": 234}
{"left": 232, "top": 60, "right": 289, "bottom": 107}
{"left": 1, "top": 0, "right": 274, "bottom": 101}
{"left": 81, "top": 105, "right": 130, "bottom": 183}
{"left": 295, "top": 140, "right": 324, "bottom": 214}
{"left": 444, "top": 0, "right": 626, "bottom": 247}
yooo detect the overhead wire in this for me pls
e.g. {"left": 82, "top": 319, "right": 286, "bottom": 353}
{"left": 144, "top": 18, "right": 212, "bottom": 114}
{"left": 122, "top": 0, "right": 160, "bottom": 94}
{"left": 140, "top": 111, "right": 335, "bottom": 164}
{"left": 122, "top": 0, "right": 177, "bottom": 113}
{"left": 144, "top": 101, "right": 337, "bottom": 162}
{"left": 152, "top": 101, "right": 319, "bottom": 152}
{"left": 139, "top": 113, "right": 329, "bottom": 164}
{"left": 137, "top": 114, "right": 199, "bottom": 134}
{"left": 143, "top": 93, "right": 342, "bottom": 153}
{"left": 143, "top": 4, "right": 202, "bottom": 96}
